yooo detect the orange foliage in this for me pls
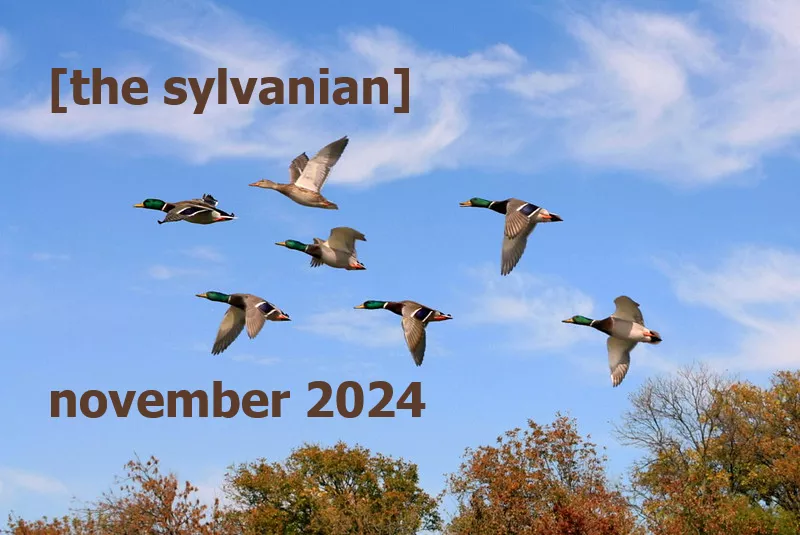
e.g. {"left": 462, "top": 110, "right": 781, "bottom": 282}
{"left": 445, "top": 414, "right": 641, "bottom": 535}
{"left": 6, "top": 456, "right": 232, "bottom": 535}
{"left": 619, "top": 365, "right": 800, "bottom": 535}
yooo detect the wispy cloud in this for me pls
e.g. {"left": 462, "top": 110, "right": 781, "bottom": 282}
{"left": 30, "top": 252, "right": 70, "bottom": 262}
{"left": 2, "top": 0, "right": 800, "bottom": 185}
{"left": 147, "top": 264, "right": 204, "bottom": 280}
{"left": 0, "top": 29, "right": 14, "bottom": 69}
{"left": 181, "top": 246, "right": 224, "bottom": 263}
{"left": 0, "top": 467, "right": 68, "bottom": 496}
{"left": 296, "top": 308, "right": 403, "bottom": 348}
{"left": 522, "top": 0, "right": 800, "bottom": 182}
{"left": 504, "top": 71, "right": 581, "bottom": 100}
{"left": 229, "top": 354, "right": 282, "bottom": 366}
{"left": 663, "top": 245, "right": 800, "bottom": 370}
{"left": 462, "top": 266, "right": 596, "bottom": 351}
{"left": 0, "top": 2, "right": 522, "bottom": 180}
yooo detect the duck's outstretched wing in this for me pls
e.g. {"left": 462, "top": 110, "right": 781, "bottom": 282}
{"left": 294, "top": 136, "right": 349, "bottom": 193}
{"left": 242, "top": 294, "right": 269, "bottom": 339}
{"left": 288, "top": 153, "right": 309, "bottom": 184}
{"left": 607, "top": 337, "right": 637, "bottom": 387}
{"left": 401, "top": 316, "right": 427, "bottom": 366}
{"left": 500, "top": 228, "right": 534, "bottom": 276}
{"left": 327, "top": 227, "right": 366, "bottom": 254}
{"left": 613, "top": 296, "right": 645, "bottom": 325}
{"left": 212, "top": 306, "right": 245, "bottom": 355}
{"left": 504, "top": 198, "right": 539, "bottom": 239}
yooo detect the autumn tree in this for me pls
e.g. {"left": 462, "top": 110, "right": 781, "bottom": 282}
{"left": 713, "top": 371, "right": 800, "bottom": 521}
{"left": 223, "top": 441, "right": 441, "bottom": 534}
{"left": 6, "top": 456, "right": 232, "bottom": 535}
{"left": 616, "top": 364, "right": 800, "bottom": 535}
{"left": 444, "top": 414, "right": 641, "bottom": 535}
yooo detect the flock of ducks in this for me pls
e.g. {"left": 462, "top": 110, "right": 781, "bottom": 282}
{"left": 134, "top": 136, "right": 662, "bottom": 387}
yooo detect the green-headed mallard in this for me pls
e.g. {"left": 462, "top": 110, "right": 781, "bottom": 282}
{"left": 562, "top": 296, "right": 662, "bottom": 387}
{"left": 276, "top": 227, "right": 366, "bottom": 270}
{"left": 354, "top": 300, "right": 452, "bottom": 366}
{"left": 459, "top": 197, "right": 562, "bottom": 275}
{"left": 249, "top": 136, "right": 348, "bottom": 209}
{"left": 134, "top": 194, "right": 236, "bottom": 225}
{"left": 195, "top": 291, "right": 290, "bottom": 355}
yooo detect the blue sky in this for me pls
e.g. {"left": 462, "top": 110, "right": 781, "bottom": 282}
{"left": 2, "top": 0, "right": 800, "bottom": 522}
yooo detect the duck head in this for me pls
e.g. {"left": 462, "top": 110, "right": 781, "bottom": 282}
{"left": 249, "top": 179, "right": 279, "bottom": 189}
{"left": 196, "top": 291, "right": 231, "bottom": 303}
{"left": 134, "top": 198, "right": 168, "bottom": 211}
{"left": 275, "top": 239, "right": 308, "bottom": 252}
{"left": 562, "top": 315, "right": 594, "bottom": 326}
{"left": 354, "top": 300, "right": 387, "bottom": 310}
{"left": 459, "top": 197, "right": 493, "bottom": 208}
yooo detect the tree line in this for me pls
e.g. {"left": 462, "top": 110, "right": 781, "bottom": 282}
{"left": 7, "top": 365, "right": 800, "bottom": 534}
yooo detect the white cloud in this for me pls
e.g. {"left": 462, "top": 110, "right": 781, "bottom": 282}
{"left": 0, "top": 2, "right": 522, "bottom": 180}
{"left": 462, "top": 266, "right": 597, "bottom": 351}
{"left": 0, "top": 30, "right": 13, "bottom": 69}
{"left": 147, "top": 264, "right": 202, "bottom": 280}
{"left": 181, "top": 246, "right": 223, "bottom": 263}
{"left": 229, "top": 354, "right": 281, "bottom": 366}
{"left": 296, "top": 308, "right": 403, "bottom": 348}
{"left": 0, "top": 467, "right": 68, "bottom": 496}
{"left": 123, "top": 0, "right": 296, "bottom": 79}
{"left": 1, "top": 0, "right": 800, "bottom": 184}
{"left": 504, "top": 71, "right": 581, "bottom": 100}
{"left": 31, "top": 252, "right": 70, "bottom": 262}
{"left": 533, "top": 1, "right": 800, "bottom": 182}
{"left": 664, "top": 245, "right": 800, "bottom": 370}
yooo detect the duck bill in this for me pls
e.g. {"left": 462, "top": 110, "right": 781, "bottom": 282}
{"left": 459, "top": 200, "right": 473, "bottom": 207}
{"left": 276, "top": 313, "right": 291, "bottom": 321}
{"left": 432, "top": 314, "right": 453, "bottom": 321}
{"left": 195, "top": 293, "right": 208, "bottom": 299}
{"left": 562, "top": 318, "right": 575, "bottom": 324}
{"left": 548, "top": 213, "right": 563, "bottom": 222}
{"left": 133, "top": 203, "right": 145, "bottom": 208}
{"left": 275, "top": 241, "right": 286, "bottom": 247}
{"left": 354, "top": 304, "right": 366, "bottom": 309}
{"left": 350, "top": 264, "right": 366, "bottom": 270}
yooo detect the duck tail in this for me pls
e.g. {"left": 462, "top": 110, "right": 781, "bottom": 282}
{"left": 648, "top": 330, "right": 662, "bottom": 344}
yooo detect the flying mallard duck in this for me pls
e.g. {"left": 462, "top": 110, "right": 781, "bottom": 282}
{"left": 249, "top": 136, "right": 348, "bottom": 209}
{"left": 459, "top": 197, "right": 562, "bottom": 275}
{"left": 195, "top": 291, "right": 291, "bottom": 355}
{"left": 354, "top": 300, "right": 452, "bottom": 366}
{"left": 134, "top": 194, "right": 236, "bottom": 225}
{"left": 562, "top": 296, "right": 662, "bottom": 387}
{"left": 275, "top": 227, "right": 366, "bottom": 270}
